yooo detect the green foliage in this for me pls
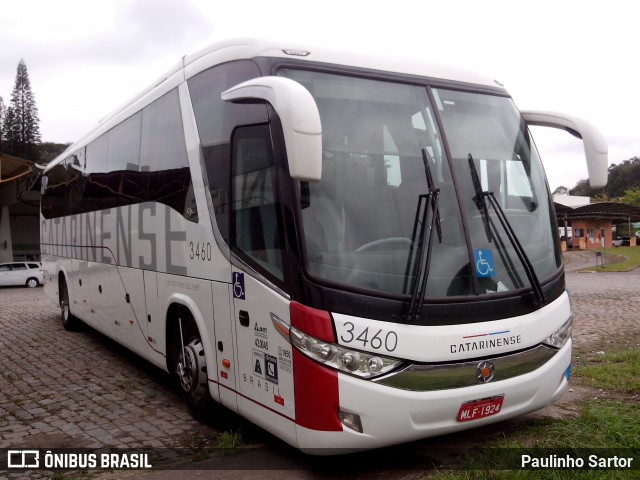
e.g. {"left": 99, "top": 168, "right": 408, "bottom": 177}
{"left": 605, "top": 157, "right": 640, "bottom": 198}
{"left": 2, "top": 59, "right": 41, "bottom": 161}
{"left": 38, "top": 141, "right": 71, "bottom": 163}
{"left": 581, "top": 246, "right": 640, "bottom": 272}
{"left": 621, "top": 187, "right": 640, "bottom": 206}
{"left": 568, "top": 178, "right": 592, "bottom": 196}
{"left": 215, "top": 429, "right": 244, "bottom": 452}
{"left": 0, "top": 95, "right": 4, "bottom": 149}
{"left": 575, "top": 347, "right": 640, "bottom": 393}
{"left": 428, "top": 401, "right": 639, "bottom": 479}
{"left": 488, "top": 401, "right": 638, "bottom": 449}
{"left": 569, "top": 157, "right": 640, "bottom": 200}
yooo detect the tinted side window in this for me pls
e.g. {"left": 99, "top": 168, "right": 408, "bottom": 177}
{"left": 42, "top": 89, "right": 197, "bottom": 222}
{"left": 67, "top": 151, "right": 85, "bottom": 215}
{"left": 188, "top": 60, "right": 268, "bottom": 243}
{"left": 231, "top": 125, "right": 285, "bottom": 283}
{"left": 42, "top": 162, "right": 68, "bottom": 219}
{"left": 84, "top": 133, "right": 110, "bottom": 212}
{"left": 88, "top": 113, "right": 145, "bottom": 211}
{"left": 140, "top": 89, "right": 197, "bottom": 222}
{"left": 109, "top": 112, "right": 142, "bottom": 172}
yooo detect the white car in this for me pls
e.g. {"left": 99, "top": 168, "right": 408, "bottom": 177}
{"left": 0, "top": 262, "right": 44, "bottom": 288}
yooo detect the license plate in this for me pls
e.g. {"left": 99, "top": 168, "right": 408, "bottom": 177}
{"left": 457, "top": 395, "right": 504, "bottom": 422}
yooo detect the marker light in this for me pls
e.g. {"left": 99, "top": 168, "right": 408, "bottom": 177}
{"left": 339, "top": 411, "right": 363, "bottom": 433}
{"left": 290, "top": 325, "right": 404, "bottom": 379}
{"left": 283, "top": 49, "right": 310, "bottom": 57}
{"left": 542, "top": 317, "right": 572, "bottom": 349}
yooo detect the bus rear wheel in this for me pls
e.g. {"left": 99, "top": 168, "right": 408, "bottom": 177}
{"left": 174, "top": 325, "right": 214, "bottom": 422}
{"left": 59, "top": 277, "right": 79, "bottom": 331}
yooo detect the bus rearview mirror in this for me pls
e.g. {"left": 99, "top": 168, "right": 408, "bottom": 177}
{"left": 222, "top": 76, "right": 322, "bottom": 182}
{"left": 522, "top": 110, "right": 608, "bottom": 188}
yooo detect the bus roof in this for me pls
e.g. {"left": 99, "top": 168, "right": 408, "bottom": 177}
{"left": 47, "top": 37, "right": 506, "bottom": 171}
{"left": 184, "top": 37, "right": 503, "bottom": 87}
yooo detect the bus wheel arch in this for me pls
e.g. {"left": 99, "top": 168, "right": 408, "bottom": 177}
{"left": 166, "top": 303, "right": 214, "bottom": 422}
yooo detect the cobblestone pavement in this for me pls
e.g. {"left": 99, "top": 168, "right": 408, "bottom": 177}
{"left": 0, "top": 257, "right": 639, "bottom": 477}
{"left": 564, "top": 251, "right": 640, "bottom": 351}
{"left": 0, "top": 287, "right": 212, "bottom": 454}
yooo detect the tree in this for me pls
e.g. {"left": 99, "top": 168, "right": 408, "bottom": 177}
{"left": 604, "top": 158, "right": 640, "bottom": 198}
{"left": 569, "top": 179, "right": 593, "bottom": 196}
{"left": 38, "top": 142, "right": 71, "bottom": 163}
{"left": 552, "top": 186, "right": 569, "bottom": 196}
{"left": 622, "top": 187, "right": 640, "bottom": 206}
{"left": 3, "top": 59, "right": 41, "bottom": 161}
{"left": 0, "top": 96, "right": 4, "bottom": 153}
{"left": 568, "top": 156, "right": 640, "bottom": 199}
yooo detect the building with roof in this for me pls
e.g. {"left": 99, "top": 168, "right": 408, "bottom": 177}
{"left": 0, "top": 153, "right": 42, "bottom": 262}
{"left": 554, "top": 196, "right": 640, "bottom": 250}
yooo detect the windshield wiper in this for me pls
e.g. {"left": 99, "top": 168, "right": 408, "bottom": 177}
{"left": 467, "top": 154, "right": 546, "bottom": 307}
{"left": 424, "top": 149, "right": 442, "bottom": 242}
{"left": 403, "top": 148, "right": 443, "bottom": 322}
{"left": 468, "top": 154, "right": 492, "bottom": 243}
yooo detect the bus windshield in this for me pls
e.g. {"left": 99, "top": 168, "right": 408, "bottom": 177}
{"left": 280, "top": 69, "right": 560, "bottom": 299}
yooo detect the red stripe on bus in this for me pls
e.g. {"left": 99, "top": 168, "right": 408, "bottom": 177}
{"left": 292, "top": 349, "right": 342, "bottom": 431}
{"left": 290, "top": 302, "right": 342, "bottom": 432}
{"left": 290, "top": 301, "right": 336, "bottom": 343}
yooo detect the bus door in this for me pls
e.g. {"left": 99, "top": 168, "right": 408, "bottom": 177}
{"left": 231, "top": 272, "right": 293, "bottom": 418}
{"left": 211, "top": 282, "right": 237, "bottom": 412}
{"left": 229, "top": 124, "right": 297, "bottom": 430}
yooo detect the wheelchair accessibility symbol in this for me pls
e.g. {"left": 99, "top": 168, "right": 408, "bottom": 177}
{"left": 473, "top": 249, "right": 495, "bottom": 278}
{"left": 233, "top": 272, "right": 245, "bottom": 300}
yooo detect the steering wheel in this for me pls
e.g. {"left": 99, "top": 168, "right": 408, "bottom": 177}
{"left": 355, "top": 237, "right": 415, "bottom": 252}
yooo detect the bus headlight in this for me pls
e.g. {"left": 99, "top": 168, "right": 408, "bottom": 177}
{"left": 290, "top": 325, "right": 403, "bottom": 379}
{"left": 542, "top": 317, "right": 572, "bottom": 349}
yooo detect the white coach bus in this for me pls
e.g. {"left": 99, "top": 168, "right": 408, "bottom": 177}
{"left": 41, "top": 38, "right": 607, "bottom": 452}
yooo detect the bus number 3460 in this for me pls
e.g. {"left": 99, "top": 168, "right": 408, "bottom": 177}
{"left": 189, "top": 242, "right": 212, "bottom": 261}
{"left": 340, "top": 322, "right": 398, "bottom": 352}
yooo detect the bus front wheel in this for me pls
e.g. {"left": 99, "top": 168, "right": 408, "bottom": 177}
{"left": 174, "top": 322, "right": 214, "bottom": 422}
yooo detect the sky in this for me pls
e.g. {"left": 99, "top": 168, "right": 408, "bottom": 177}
{"left": 1, "top": 0, "right": 637, "bottom": 191}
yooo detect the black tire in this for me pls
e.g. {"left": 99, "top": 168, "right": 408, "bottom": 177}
{"left": 26, "top": 277, "right": 39, "bottom": 288}
{"left": 174, "top": 318, "right": 214, "bottom": 422}
{"left": 60, "top": 277, "right": 80, "bottom": 331}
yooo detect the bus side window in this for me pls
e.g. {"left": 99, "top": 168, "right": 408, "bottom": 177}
{"left": 230, "top": 124, "right": 285, "bottom": 283}
{"left": 41, "top": 162, "right": 68, "bottom": 219}
{"left": 187, "top": 59, "right": 268, "bottom": 244}
{"left": 140, "top": 89, "right": 197, "bottom": 222}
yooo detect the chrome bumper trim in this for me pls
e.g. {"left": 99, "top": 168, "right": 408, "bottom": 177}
{"left": 375, "top": 344, "right": 558, "bottom": 391}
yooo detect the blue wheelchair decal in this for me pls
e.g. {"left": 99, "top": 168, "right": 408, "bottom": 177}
{"left": 473, "top": 249, "right": 495, "bottom": 278}
{"left": 233, "top": 272, "right": 245, "bottom": 299}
